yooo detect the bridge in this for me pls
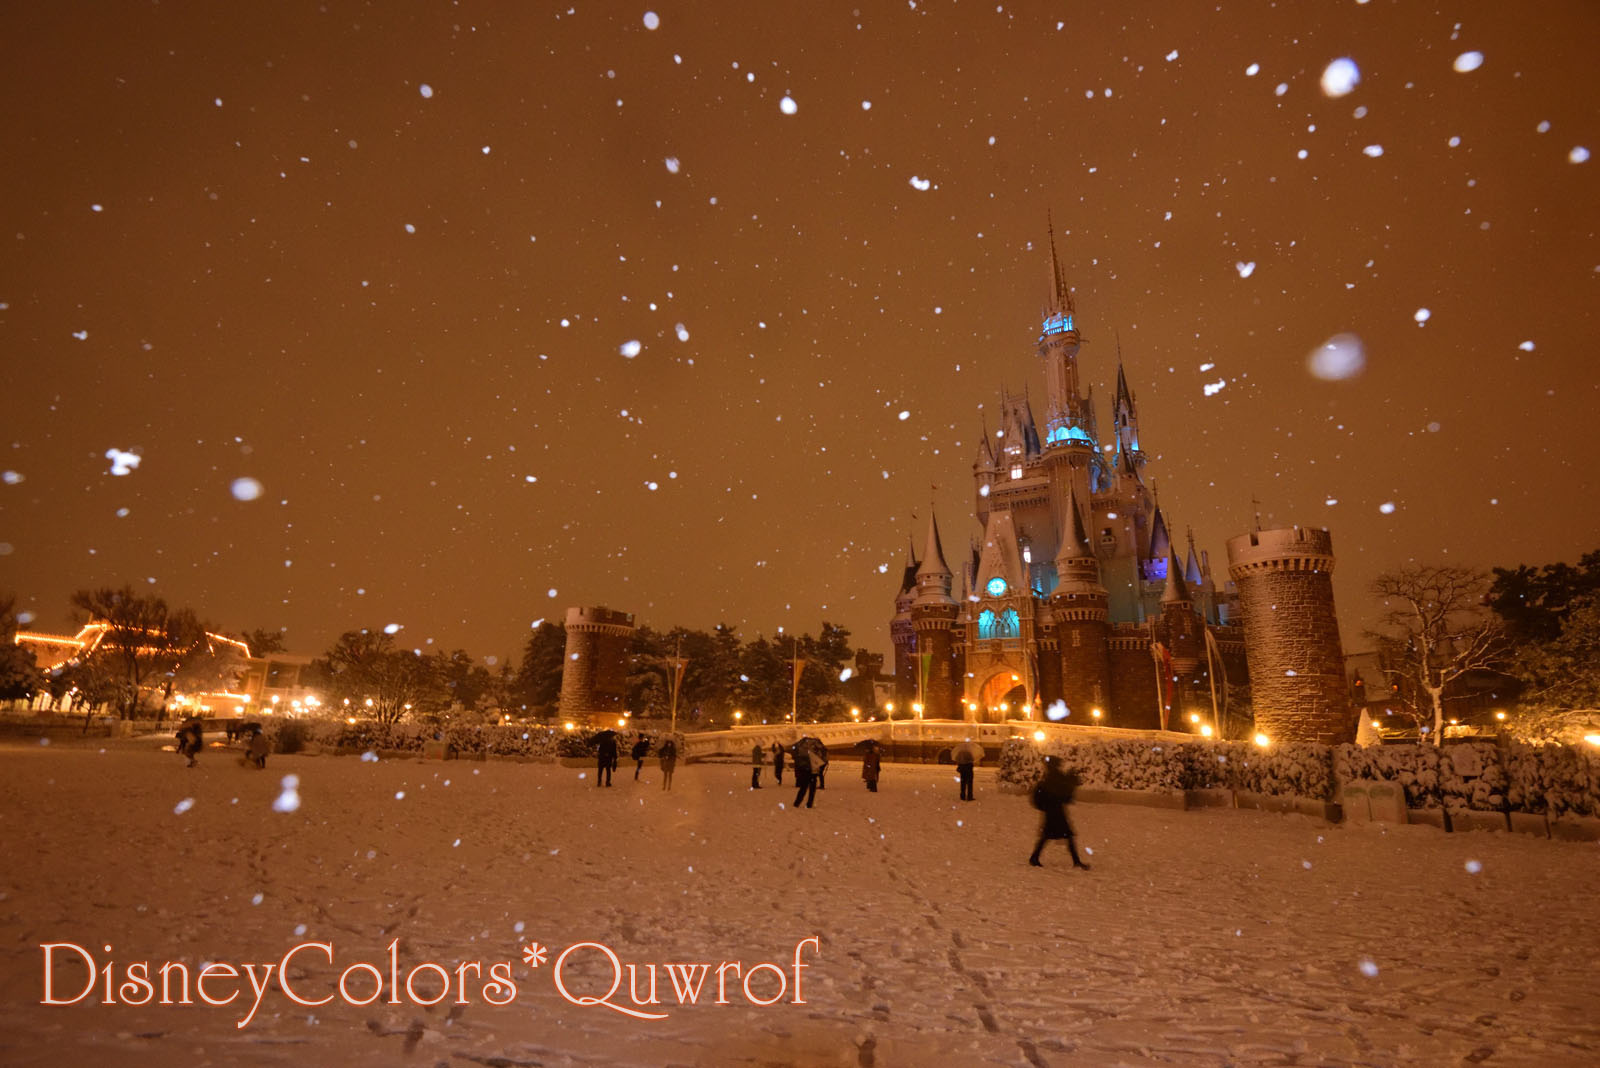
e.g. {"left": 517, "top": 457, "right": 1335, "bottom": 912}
{"left": 679, "top": 718, "right": 1194, "bottom": 763}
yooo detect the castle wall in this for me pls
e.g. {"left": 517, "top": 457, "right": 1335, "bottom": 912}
{"left": 1108, "top": 628, "right": 1161, "bottom": 730}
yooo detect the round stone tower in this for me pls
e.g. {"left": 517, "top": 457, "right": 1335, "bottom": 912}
{"left": 557, "top": 606, "right": 636, "bottom": 725}
{"left": 1225, "top": 526, "right": 1353, "bottom": 744}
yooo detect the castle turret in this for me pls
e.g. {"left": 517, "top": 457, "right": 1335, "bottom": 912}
{"left": 1225, "top": 525, "right": 1353, "bottom": 744}
{"left": 910, "top": 511, "right": 960, "bottom": 718}
{"left": 889, "top": 537, "right": 919, "bottom": 706}
{"left": 1158, "top": 550, "right": 1207, "bottom": 730}
{"left": 1051, "top": 487, "right": 1112, "bottom": 722}
{"left": 557, "top": 606, "right": 636, "bottom": 726}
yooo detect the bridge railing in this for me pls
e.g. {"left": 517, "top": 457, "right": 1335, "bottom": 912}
{"left": 680, "top": 719, "right": 1196, "bottom": 761}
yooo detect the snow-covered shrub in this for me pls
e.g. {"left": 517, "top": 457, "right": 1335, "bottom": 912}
{"left": 996, "top": 737, "right": 1044, "bottom": 792}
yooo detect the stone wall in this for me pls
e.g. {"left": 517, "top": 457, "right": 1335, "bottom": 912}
{"left": 557, "top": 606, "right": 636, "bottom": 724}
{"left": 1226, "top": 527, "right": 1353, "bottom": 744}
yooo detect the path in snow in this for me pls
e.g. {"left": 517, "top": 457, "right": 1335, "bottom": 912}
{"left": 0, "top": 743, "right": 1595, "bottom": 1066}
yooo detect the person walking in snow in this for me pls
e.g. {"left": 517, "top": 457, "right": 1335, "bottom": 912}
{"left": 658, "top": 738, "right": 677, "bottom": 790}
{"left": 792, "top": 745, "right": 824, "bottom": 809}
{"left": 243, "top": 726, "right": 269, "bottom": 770}
{"left": 175, "top": 717, "right": 203, "bottom": 768}
{"left": 750, "top": 742, "right": 765, "bottom": 789}
{"left": 771, "top": 742, "right": 786, "bottom": 784}
{"left": 631, "top": 736, "right": 650, "bottom": 780}
{"left": 861, "top": 743, "right": 882, "bottom": 792}
{"left": 1028, "top": 757, "right": 1090, "bottom": 870}
{"left": 595, "top": 733, "right": 618, "bottom": 787}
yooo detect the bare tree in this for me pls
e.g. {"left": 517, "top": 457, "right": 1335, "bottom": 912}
{"left": 1369, "top": 566, "right": 1511, "bottom": 746}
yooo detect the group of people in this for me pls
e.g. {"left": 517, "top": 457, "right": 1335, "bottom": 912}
{"left": 173, "top": 718, "right": 269, "bottom": 770}
{"left": 749, "top": 740, "right": 833, "bottom": 808}
{"left": 593, "top": 733, "right": 678, "bottom": 790}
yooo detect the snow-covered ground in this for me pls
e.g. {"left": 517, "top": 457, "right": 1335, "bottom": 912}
{"left": 0, "top": 739, "right": 1595, "bottom": 1067}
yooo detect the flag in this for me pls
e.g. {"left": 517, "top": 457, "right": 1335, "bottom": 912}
{"left": 1151, "top": 641, "right": 1174, "bottom": 727}
{"left": 918, "top": 652, "right": 932, "bottom": 699}
{"left": 791, "top": 656, "right": 807, "bottom": 701}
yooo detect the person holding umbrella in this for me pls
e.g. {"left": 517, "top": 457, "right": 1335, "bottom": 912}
{"left": 1028, "top": 756, "right": 1090, "bottom": 870}
{"left": 953, "top": 738, "right": 983, "bottom": 801}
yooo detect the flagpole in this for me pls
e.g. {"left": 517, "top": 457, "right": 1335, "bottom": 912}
{"left": 790, "top": 635, "right": 799, "bottom": 726}
{"left": 1204, "top": 628, "right": 1221, "bottom": 739}
{"left": 1150, "top": 624, "right": 1166, "bottom": 731}
{"left": 668, "top": 635, "right": 685, "bottom": 735}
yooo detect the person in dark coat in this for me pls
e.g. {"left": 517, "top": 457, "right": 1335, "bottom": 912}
{"left": 861, "top": 744, "right": 882, "bottom": 792}
{"left": 631, "top": 736, "right": 650, "bottom": 780}
{"left": 175, "top": 717, "right": 203, "bottom": 767}
{"left": 658, "top": 738, "right": 677, "bottom": 791}
{"left": 771, "top": 742, "right": 786, "bottom": 784}
{"left": 595, "top": 733, "right": 618, "bottom": 787}
{"left": 792, "top": 745, "right": 823, "bottom": 809}
{"left": 750, "top": 743, "right": 765, "bottom": 789}
{"left": 243, "top": 726, "right": 269, "bottom": 770}
{"left": 1028, "top": 758, "right": 1090, "bottom": 869}
{"left": 954, "top": 740, "right": 980, "bottom": 801}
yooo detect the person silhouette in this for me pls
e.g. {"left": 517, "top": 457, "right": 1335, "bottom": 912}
{"left": 1028, "top": 757, "right": 1090, "bottom": 870}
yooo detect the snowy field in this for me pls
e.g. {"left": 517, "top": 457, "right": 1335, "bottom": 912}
{"left": 1, "top": 739, "right": 1596, "bottom": 1067}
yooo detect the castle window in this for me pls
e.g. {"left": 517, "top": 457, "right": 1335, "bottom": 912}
{"left": 1100, "top": 527, "right": 1114, "bottom": 545}
{"left": 1010, "top": 464, "right": 1023, "bottom": 480}
{"left": 978, "top": 608, "right": 1019, "bottom": 640}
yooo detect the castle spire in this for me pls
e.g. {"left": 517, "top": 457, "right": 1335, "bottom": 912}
{"left": 1161, "top": 550, "right": 1192, "bottom": 604}
{"left": 913, "top": 508, "right": 956, "bottom": 608}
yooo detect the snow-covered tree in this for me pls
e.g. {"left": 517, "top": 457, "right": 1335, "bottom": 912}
{"left": 1369, "top": 566, "right": 1512, "bottom": 747}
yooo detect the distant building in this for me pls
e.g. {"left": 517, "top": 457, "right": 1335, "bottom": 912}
{"left": 12, "top": 624, "right": 318, "bottom": 717}
{"left": 891, "top": 225, "right": 1353, "bottom": 743}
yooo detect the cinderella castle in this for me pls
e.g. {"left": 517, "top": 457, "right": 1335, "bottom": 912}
{"left": 889, "top": 226, "right": 1344, "bottom": 736}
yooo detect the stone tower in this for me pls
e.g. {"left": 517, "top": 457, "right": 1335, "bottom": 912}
{"left": 557, "top": 606, "right": 636, "bottom": 725}
{"left": 889, "top": 538, "right": 920, "bottom": 707}
{"left": 910, "top": 511, "right": 960, "bottom": 718}
{"left": 1225, "top": 526, "right": 1353, "bottom": 744}
{"left": 1050, "top": 488, "right": 1111, "bottom": 720}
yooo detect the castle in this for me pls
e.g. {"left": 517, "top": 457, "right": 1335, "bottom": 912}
{"left": 890, "top": 227, "right": 1354, "bottom": 742}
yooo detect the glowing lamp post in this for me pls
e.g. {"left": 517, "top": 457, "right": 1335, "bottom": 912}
{"left": 1253, "top": 732, "right": 1271, "bottom": 749}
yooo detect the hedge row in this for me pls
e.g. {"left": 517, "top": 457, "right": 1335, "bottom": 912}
{"left": 997, "top": 737, "right": 1600, "bottom": 818}
{"left": 261, "top": 719, "right": 683, "bottom": 761}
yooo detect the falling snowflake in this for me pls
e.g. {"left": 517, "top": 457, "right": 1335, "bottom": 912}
{"left": 620, "top": 339, "right": 642, "bottom": 357}
{"left": 909, "top": 176, "right": 932, "bottom": 191}
{"left": 230, "top": 477, "right": 263, "bottom": 501}
{"left": 1235, "top": 261, "right": 1256, "bottom": 278}
{"left": 419, "top": 83, "right": 434, "bottom": 98}
{"left": 1320, "top": 58, "right": 1360, "bottom": 97}
{"left": 779, "top": 96, "right": 798, "bottom": 115}
{"left": 105, "top": 449, "right": 141, "bottom": 476}
{"left": 1307, "top": 334, "right": 1366, "bottom": 380}
{"left": 643, "top": 11, "right": 660, "bottom": 30}
{"left": 1452, "top": 51, "right": 1484, "bottom": 73}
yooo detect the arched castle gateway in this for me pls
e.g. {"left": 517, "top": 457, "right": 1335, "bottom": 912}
{"left": 890, "top": 225, "right": 1353, "bottom": 743}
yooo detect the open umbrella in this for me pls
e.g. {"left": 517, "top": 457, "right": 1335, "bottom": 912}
{"left": 587, "top": 729, "right": 619, "bottom": 746}
{"left": 852, "top": 738, "right": 880, "bottom": 750}
{"left": 953, "top": 740, "right": 984, "bottom": 765}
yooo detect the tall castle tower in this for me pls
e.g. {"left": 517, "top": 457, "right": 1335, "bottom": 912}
{"left": 1225, "top": 527, "right": 1353, "bottom": 743}
{"left": 557, "top": 606, "right": 636, "bottom": 725}
{"left": 909, "top": 512, "right": 960, "bottom": 717}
